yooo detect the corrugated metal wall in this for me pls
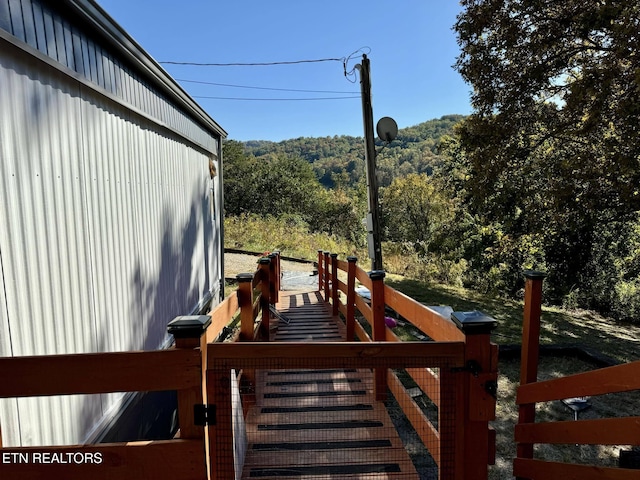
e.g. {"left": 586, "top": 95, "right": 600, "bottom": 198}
{"left": 0, "top": 0, "right": 217, "bottom": 152}
{"left": 0, "top": 1, "right": 222, "bottom": 446}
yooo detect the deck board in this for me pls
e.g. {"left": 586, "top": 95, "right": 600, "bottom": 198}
{"left": 241, "top": 289, "right": 419, "bottom": 479}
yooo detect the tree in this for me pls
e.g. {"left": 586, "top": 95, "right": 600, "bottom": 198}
{"left": 455, "top": 0, "right": 640, "bottom": 214}
{"left": 453, "top": 0, "right": 640, "bottom": 304}
{"left": 381, "top": 174, "right": 454, "bottom": 252}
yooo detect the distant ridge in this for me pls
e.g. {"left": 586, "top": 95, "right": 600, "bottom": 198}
{"left": 242, "top": 115, "right": 465, "bottom": 188}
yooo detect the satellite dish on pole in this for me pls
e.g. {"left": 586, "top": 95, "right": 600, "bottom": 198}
{"left": 376, "top": 117, "right": 398, "bottom": 143}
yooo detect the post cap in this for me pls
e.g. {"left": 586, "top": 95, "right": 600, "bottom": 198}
{"left": 347, "top": 256, "right": 358, "bottom": 263}
{"left": 236, "top": 273, "right": 254, "bottom": 282}
{"left": 368, "top": 270, "right": 386, "bottom": 281}
{"left": 167, "top": 315, "right": 211, "bottom": 339}
{"left": 259, "top": 257, "right": 271, "bottom": 265}
{"left": 451, "top": 310, "right": 497, "bottom": 335}
{"left": 524, "top": 270, "right": 547, "bottom": 280}
{"left": 330, "top": 253, "right": 338, "bottom": 258}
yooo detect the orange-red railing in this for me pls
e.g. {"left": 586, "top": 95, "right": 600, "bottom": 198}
{"left": 317, "top": 250, "right": 498, "bottom": 479}
{"left": 0, "top": 250, "right": 501, "bottom": 480}
{"left": 513, "top": 272, "right": 640, "bottom": 479}
{"left": 0, "top": 252, "right": 282, "bottom": 480}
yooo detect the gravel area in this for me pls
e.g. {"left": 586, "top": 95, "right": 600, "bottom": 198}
{"left": 225, "top": 253, "right": 318, "bottom": 290}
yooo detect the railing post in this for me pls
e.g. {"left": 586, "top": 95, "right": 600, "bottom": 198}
{"left": 237, "top": 273, "right": 255, "bottom": 341}
{"left": 259, "top": 258, "right": 271, "bottom": 339}
{"left": 330, "top": 253, "right": 339, "bottom": 316}
{"left": 517, "top": 271, "right": 546, "bottom": 466}
{"left": 451, "top": 311, "right": 498, "bottom": 480}
{"left": 346, "top": 257, "right": 357, "bottom": 341}
{"left": 268, "top": 253, "right": 278, "bottom": 305}
{"left": 317, "top": 250, "right": 324, "bottom": 292}
{"left": 269, "top": 253, "right": 278, "bottom": 305}
{"left": 369, "top": 270, "right": 387, "bottom": 401}
{"left": 207, "top": 361, "right": 234, "bottom": 479}
{"left": 167, "top": 315, "right": 211, "bottom": 440}
{"left": 273, "top": 250, "right": 281, "bottom": 295}
{"left": 323, "top": 251, "right": 330, "bottom": 301}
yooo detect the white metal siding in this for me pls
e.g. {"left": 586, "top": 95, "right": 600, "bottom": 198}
{"left": 0, "top": 0, "right": 220, "bottom": 153}
{"left": 0, "top": 31, "right": 221, "bottom": 446}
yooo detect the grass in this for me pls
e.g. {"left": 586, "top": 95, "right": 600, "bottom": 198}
{"left": 386, "top": 274, "right": 640, "bottom": 364}
{"left": 224, "top": 215, "right": 367, "bottom": 261}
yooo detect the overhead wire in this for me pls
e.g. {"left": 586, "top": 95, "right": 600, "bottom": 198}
{"left": 192, "top": 95, "right": 360, "bottom": 101}
{"left": 343, "top": 47, "right": 371, "bottom": 83}
{"left": 160, "top": 48, "right": 371, "bottom": 101}
{"left": 176, "top": 78, "right": 358, "bottom": 94}
{"left": 159, "top": 58, "right": 343, "bottom": 66}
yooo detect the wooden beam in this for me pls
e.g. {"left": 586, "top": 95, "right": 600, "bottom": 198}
{"left": 354, "top": 320, "right": 372, "bottom": 342}
{"left": 237, "top": 273, "right": 255, "bottom": 342}
{"left": 517, "top": 360, "right": 640, "bottom": 405}
{"left": 517, "top": 272, "right": 546, "bottom": 463}
{"left": 0, "top": 349, "right": 201, "bottom": 398}
{"left": 207, "top": 341, "right": 464, "bottom": 369}
{"left": 388, "top": 370, "right": 440, "bottom": 466}
{"left": 207, "top": 294, "right": 239, "bottom": 344}
{"left": 515, "top": 417, "right": 640, "bottom": 446}
{"left": 513, "top": 458, "right": 640, "bottom": 480}
{"left": 331, "top": 254, "right": 339, "bottom": 316}
{"left": 354, "top": 294, "right": 372, "bottom": 324}
{"left": 383, "top": 285, "right": 464, "bottom": 342}
{"left": 346, "top": 257, "right": 357, "bottom": 341}
{"left": 337, "top": 279, "right": 348, "bottom": 296}
{"left": 354, "top": 265, "right": 372, "bottom": 289}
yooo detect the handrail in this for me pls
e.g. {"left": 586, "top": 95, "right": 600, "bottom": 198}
{"left": 206, "top": 340, "right": 467, "bottom": 479}
{"left": 0, "top": 316, "right": 212, "bottom": 479}
{"left": 0, "top": 253, "right": 284, "bottom": 479}
{"left": 0, "top": 249, "right": 499, "bottom": 480}
{"left": 513, "top": 272, "right": 640, "bottom": 479}
{"left": 516, "top": 360, "right": 640, "bottom": 405}
{"left": 317, "top": 251, "right": 498, "bottom": 480}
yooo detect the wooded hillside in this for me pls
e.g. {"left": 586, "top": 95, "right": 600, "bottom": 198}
{"left": 244, "top": 115, "right": 463, "bottom": 188}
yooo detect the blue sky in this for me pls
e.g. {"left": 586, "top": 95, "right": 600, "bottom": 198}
{"left": 97, "top": 1, "right": 471, "bottom": 141}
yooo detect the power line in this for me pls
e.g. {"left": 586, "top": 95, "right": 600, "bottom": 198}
{"left": 160, "top": 58, "right": 343, "bottom": 66}
{"left": 192, "top": 95, "right": 361, "bottom": 101}
{"left": 176, "top": 78, "right": 358, "bottom": 94}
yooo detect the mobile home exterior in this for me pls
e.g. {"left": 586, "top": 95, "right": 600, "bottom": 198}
{"left": 0, "top": 0, "right": 226, "bottom": 446}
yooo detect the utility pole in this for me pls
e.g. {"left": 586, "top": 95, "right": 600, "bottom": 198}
{"left": 358, "top": 54, "right": 383, "bottom": 271}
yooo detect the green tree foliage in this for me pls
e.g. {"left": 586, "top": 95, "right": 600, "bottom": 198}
{"left": 223, "top": 140, "right": 319, "bottom": 218}
{"left": 453, "top": 0, "right": 640, "bottom": 315}
{"left": 381, "top": 174, "right": 453, "bottom": 249}
{"left": 222, "top": 140, "right": 364, "bottom": 243}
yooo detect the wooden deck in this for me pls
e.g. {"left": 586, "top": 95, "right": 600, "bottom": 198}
{"left": 240, "top": 289, "right": 420, "bottom": 479}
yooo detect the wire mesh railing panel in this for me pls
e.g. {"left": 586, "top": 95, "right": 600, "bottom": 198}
{"left": 208, "top": 344, "right": 462, "bottom": 479}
